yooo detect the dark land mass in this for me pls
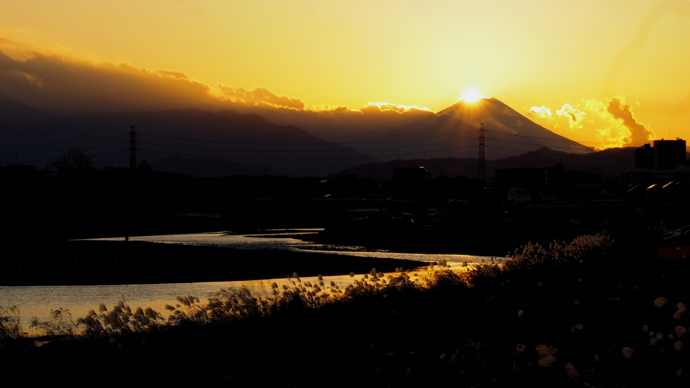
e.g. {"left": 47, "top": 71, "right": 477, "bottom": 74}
{"left": 1, "top": 164, "right": 684, "bottom": 266}
{"left": 332, "top": 147, "right": 635, "bottom": 181}
{"left": 0, "top": 97, "right": 594, "bottom": 179}
{"left": 0, "top": 240, "right": 424, "bottom": 286}
{"left": 291, "top": 200, "right": 667, "bottom": 256}
{"left": 3, "top": 241, "right": 690, "bottom": 387}
{"left": 215, "top": 97, "right": 592, "bottom": 162}
{"left": 0, "top": 98, "right": 379, "bottom": 177}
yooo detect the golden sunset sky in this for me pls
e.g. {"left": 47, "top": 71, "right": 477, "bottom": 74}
{"left": 1, "top": 0, "right": 689, "bottom": 149}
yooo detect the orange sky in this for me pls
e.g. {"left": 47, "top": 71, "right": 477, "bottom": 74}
{"left": 1, "top": 0, "right": 689, "bottom": 150}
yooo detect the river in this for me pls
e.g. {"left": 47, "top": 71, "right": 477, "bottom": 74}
{"left": 0, "top": 229, "right": 500, "bottom": 333}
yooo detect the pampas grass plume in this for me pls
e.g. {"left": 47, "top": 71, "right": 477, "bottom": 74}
{"left": 564, "top": 363, "right": 579, "bottom": 379}
{"left": 538, "top": 354, "right": 557, "bottom": 367}
{"left": 536, "top": 344, "right": 554, "bottom": 356}
{"left": 622, "top": 347, "right": 634, "bottom": 359}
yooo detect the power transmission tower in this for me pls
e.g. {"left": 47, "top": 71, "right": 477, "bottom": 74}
{"left": 477, "top": 122, "right": 485, "bottom": 182}
{"left": 129, "top": 125, "right": 137, "bottom": 170}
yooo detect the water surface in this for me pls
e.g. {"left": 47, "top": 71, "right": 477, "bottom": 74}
{"left": 2, "top": 230, "right": 500, "bottom": 331}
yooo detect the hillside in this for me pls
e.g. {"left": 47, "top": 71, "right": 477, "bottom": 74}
{"left": 0, "top": 100, "right": 379, "bottom": 177}
{"left": 331, "top": 147, "right": 636, "bottom": 180}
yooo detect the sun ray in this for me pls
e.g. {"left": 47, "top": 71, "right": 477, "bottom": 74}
{"left": 459, "top": 88, "right": 487, "bottom": 103}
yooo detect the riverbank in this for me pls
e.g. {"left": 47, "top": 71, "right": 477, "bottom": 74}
{"left": 0, "top": 240, "right": 424, "bottom": 286}
{"left": 3, "top": 233, "right": 690, "bottom": 387}
{"left": 285, "top": 220, "right": 646, "bottom": 256}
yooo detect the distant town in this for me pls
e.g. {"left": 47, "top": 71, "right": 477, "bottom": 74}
{"left": 1, "top": 137, "right": 687, "bottom": 259}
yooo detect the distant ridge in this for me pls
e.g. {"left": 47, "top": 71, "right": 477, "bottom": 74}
{"left": 330, "top": 147, "right": 636, "bottom": 181}
{"left": 218, "top": 96, "right": 593, "bottom": 163}
{"left": 0, "top": 99, "right": 379, "bottom": 177}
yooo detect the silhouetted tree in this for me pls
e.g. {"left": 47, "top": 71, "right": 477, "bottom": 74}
{"left": 52, "top": 148, "right": 95, "bottom": 171}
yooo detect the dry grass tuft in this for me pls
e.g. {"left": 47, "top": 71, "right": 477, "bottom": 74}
{"left": 538, "top": 354, "right": 557, "bottom": 367}
{"left": 0, "top": 305, "right": 22, "bottom": 340}
{"left": 564, "top": 362, "right": 579, "bottom": 379}
{"left": 622, "top": 347, "right": 634, "bottom": 359}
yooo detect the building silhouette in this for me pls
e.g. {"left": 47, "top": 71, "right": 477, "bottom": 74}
{"left": 635, "top": 138, "right": 686, "bottom": 170}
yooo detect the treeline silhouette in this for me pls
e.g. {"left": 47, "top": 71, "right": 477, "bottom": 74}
{"left": 1, "top": 163, "right": 685, "bottom": 259}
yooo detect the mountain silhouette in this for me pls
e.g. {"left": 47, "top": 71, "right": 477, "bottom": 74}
{"left": 0, "top": 99, "right": 378, "bottom": 176}
{"left": 437, "top": 98, "right": 592, "bottom": 156}
{"left": 218, "top": 97, "right": 592, "bottom": 163}
{"left": 0, "top": 97, "right": 595, "bottom": 177}
{"left": 333, "top": 147, "right": 636, "bottom": 180}
{"left": 331, "top": 146, "right": 635, "bottom": 181}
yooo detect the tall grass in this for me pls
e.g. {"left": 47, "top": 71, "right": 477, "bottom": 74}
{"left": 0, "top": 305, "right": 22, "bottom": 339}
{"left": 14, "top": 233, "right": 612, "bottom": 340}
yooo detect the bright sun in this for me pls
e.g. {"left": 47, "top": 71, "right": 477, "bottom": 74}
{"left": 459, "top": 88, "right": 486, "bottom": 103}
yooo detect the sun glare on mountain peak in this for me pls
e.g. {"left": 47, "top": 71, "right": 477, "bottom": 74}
{"left": 458, "top": 88, "right": 486, "bottom": 103}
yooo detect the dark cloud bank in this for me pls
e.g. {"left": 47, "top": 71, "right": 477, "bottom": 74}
{"left": 0, "top": 48, "right": 593, "bottom": 177}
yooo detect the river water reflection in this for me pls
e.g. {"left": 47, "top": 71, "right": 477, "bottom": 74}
{"left": 0, "top": 230, "right": 498, "bottom": 331}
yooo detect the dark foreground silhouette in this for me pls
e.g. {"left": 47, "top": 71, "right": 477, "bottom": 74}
{"left": 0, "top": 240, "right": 423, "bottom": 286}
{"left": 2, "top": 234, "right": 690, "bottom": 387}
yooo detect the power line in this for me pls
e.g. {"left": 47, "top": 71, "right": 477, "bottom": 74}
{"left": 138, "top": 144, "right": 478, "bottom": 161}
{"left": 0, "top": 142, "right": 126, "bottom": 157}
{"left": 16, "top": 149, "right": 129, "bottom": 164}
{"left": 484, "top": 130, "right": 599, "bottom": 146}
{"left": 488, "top": 145, "right": 634, "bottom": 161}
{"left": 138, "top": 135, "right": 479, "bottom": 154}
{"left": 140, "top": 131, "right": 479, "bottom": 146}
{"left": 484, "top": 137, "right": 598, "bottom": 152}
{"left": 0, "top": 134, "right": 125, "bottom": 148}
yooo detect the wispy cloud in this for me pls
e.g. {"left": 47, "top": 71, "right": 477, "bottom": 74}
{"left": 365, "top": 102, "right": 431, "bottom": 113}
{"left": 218, "top": 85, "right": 305, "bottom": 110}
{"left": 527, "top": 106, "right": 552, "bottom": 119}
{"left": 586, "top": 96, "right": 654, "bottom": 148}
{"left": 556, "top": 103, "right": 586, "bottom": 130}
